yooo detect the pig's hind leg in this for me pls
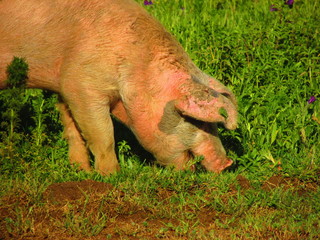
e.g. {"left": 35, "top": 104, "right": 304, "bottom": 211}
{"left": 57, "top": 101, "right": 91, "bottom": 172}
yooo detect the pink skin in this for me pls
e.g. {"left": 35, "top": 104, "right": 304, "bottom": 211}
{"left": 0, "top": 0, "right": 237, "bottom": 175}
{"left": 192, "top": 123, "right": 233, "bottom": 173}
{"left": 112, "top": 70, "right": 235, "bottom": 172}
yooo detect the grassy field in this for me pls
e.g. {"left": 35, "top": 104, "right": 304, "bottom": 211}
{"left": 0, "top": 0, "right": 319, "bottom": 239}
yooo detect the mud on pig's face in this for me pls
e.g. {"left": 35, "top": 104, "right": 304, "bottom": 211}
{"left": 170, "top": 76, "right": 237, "bottom": 172}
{"left": 158, "top": 100, "right": 234, "bottom": 173}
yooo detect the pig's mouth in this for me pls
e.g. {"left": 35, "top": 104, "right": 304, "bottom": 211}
{"left": 186, "top": 150, "right": 233, "bottom": 173}
{"left": 200, "top": 157, "right": 233, "bottom": 173}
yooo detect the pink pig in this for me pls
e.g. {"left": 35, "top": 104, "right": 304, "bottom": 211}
{"left": 0, "top": 0, "right": 237, "bottom": 175}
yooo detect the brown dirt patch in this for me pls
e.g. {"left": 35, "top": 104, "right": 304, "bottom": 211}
{"left": 0, "top": 176, "right": 318, "bottom": 240}
{"left": 43, "top": 179, "right": 115, "bottom": 203}
{"left": 235, "top": 174, "right": 251, "bottom": 190}
{"left": 262, "top": 175, "right": 318, "bottom": 195}
{"left": 231, "top": 174, "right": 318, "bottom": 196}
{"left": 2, "top": 179, "right": 208, "bottom": 240}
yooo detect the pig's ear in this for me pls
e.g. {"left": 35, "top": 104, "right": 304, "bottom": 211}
{"left": 207, "top": 78, "right": 238, "bottom": 108}
{"left": 174, "top": 92, "right": 238, "bottom": 130}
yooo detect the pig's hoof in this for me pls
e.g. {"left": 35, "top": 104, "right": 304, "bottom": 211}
{"left": 71, "top": 162, "right": 92, "bottom": 173}
{"left": 97, "top": 164, "right": 120, "bottom": 176}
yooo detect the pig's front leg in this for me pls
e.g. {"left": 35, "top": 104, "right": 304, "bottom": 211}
{"left": 56, "top": 101, "right": 91, "bottom": 171}
{"left": 61, "top": 79, "right": 120, "bottom": 175}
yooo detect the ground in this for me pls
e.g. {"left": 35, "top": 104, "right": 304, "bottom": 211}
{"left": 0, "top": 175, "right": 318, "bottom": 240}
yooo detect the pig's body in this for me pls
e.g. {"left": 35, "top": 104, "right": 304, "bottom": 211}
{"left": 0, "top": 0, "right": 238, "bottom": 175}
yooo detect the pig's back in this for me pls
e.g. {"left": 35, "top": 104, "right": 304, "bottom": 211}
{"left": 0, "top": 0, "right": 151, "bottom": 91}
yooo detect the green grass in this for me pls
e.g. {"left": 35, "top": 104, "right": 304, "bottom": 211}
{"left": 0, "top": 0, "right": 319, "bottom": 239}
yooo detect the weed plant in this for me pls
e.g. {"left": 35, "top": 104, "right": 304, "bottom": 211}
{"left": 0, "top": 0, "right": 319, "bottom": 239}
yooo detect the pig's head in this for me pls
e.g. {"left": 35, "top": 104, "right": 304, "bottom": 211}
{"left": 171, "top": 75, "right": 237, "bottom": 173}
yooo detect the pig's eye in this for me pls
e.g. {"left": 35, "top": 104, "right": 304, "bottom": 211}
{"left": 221, "top": 92, "right": 231, "bottom": 99}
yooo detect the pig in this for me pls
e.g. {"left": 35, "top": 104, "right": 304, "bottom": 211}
{"left": 0, "top": 0, "right": 238, "bottom": 175}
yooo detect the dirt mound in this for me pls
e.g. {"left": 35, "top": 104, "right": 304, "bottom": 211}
{"left": 233, "top": 174, "right": 318, "bottom": 196}
{"left": 43, "top": 179, "right": 114, "bottom": 203}
{"left": 262, "top": 175, "right": 318, "bottom": 195}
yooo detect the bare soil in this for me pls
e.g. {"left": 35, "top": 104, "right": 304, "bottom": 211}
{"left": 0, "top": 176, "right": 318, "bottom": 240}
